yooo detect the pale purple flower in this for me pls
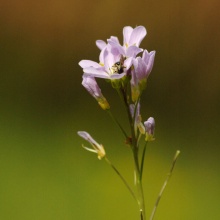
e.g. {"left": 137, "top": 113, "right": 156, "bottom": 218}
{"left": 80, "top": 48, "right": 132, "bottom": 80}
{"left": 91, "top": 26, "right": 146, "bottom": 79}
{"left": 144, "top": 117, "right": 155, "bottom": 141}
{"left": 82, "top": 75, "right": 110, "bottom": 110}
{"left": 79, "top": 26, "right": 152, "bottom": 82}
{"left": 97, "top": 26, "right": 146, "bottom": 59}
{"left": 123, "top": 26, "right": 147, "bottom": 47}
{"left": 77, "top": 131, "right": 106, "bottom": 159}
{"left": 133, "top": 50, "right": 155, "bottom": 81}
{"left": 131, "top": 50, "right": 156, "bottom": 101}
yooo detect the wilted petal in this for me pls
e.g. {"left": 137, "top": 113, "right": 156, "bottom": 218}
{"left": 77, "top": 131, "right": 106, "bottom": 159}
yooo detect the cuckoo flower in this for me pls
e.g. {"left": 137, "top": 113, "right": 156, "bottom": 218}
{"left": 82, "top": 75, "right": 110, "bottom": 110}
{"left": 123, "top": 26, "right": 147, "bottom": 48}
{"left": 77, "top": 131, "right": 106, "bottom": 160}
{"left": 96, "top": 26, "right": 146, "bottom": 59}
{"left": 79, "top": 48, "right": 132, "bottom": 80}
{"left": 79, "top": 26, "right": 147, "bottom": 81}
{"left": 131, "top": 50, "right": 156, "bottom": 101}
{"left": 144, "top": 117, "right": 155, "bottom": 141}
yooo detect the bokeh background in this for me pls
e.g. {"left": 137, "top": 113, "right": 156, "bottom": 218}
{"left": 0, "top": 0, "right": 220, "bottom": 219}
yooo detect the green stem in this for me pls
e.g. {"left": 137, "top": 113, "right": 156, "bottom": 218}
{"left": 105, "top": 157, "right": 138, "bottom": 204}
{"left": 118, "top": 88, "right": 146, "bottom": 220}
{"left": 140, "top": 142, "right": 147, "bottom": 182}
{"left": 118, "top": 88, "right": 135, "bottom": 142}
{"left": 149, "top": 150, "right": 180, "bottom": 220}
{"left": 117, "top": 87, "right": 146, "bottom": 220}
{"left": 133, "top": 148, "right": 146, "bottom": 220}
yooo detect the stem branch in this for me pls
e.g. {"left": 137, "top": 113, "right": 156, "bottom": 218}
{"left": 105, "top": 157, "right": 138, "bottom": 204}
{"left": 149, "top": 150, "right": 180, "bottom": 220}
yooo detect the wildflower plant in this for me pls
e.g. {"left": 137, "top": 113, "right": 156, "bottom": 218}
{"left": 78, "top": 26, "right": 180, "bottom": 220}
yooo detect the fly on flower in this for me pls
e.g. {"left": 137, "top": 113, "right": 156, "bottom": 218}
{"left": 111, "top": 56, "right": 126, "bottom": 74}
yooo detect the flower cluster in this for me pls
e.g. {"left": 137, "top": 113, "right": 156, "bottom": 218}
{"left": 78, "top": 26, "right": 156, "bottom": 157}
{"left": 79, "top": 26, "right": 155, "bottom": 105}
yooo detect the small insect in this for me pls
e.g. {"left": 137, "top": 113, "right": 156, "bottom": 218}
{"left": 110, "top": 56, "right": 125, "bottom": 74}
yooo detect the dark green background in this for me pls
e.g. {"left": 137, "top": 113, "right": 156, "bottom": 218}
{"left": 0, "top": 0, "right": 219, "bottom": 219}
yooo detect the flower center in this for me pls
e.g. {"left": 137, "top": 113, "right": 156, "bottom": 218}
{"left": 110, "top": 56, "right": 125, "bottom": 75}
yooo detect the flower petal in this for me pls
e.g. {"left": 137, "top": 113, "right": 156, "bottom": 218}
{"left": 96, "top": 40, "right": 106, "bottom": 50}
{"left": 129, "top": 26, "right": 147, "bottom": 47}
{"left": 123, "top": 26, "right": 133, "bottom": 45}
{"left": 146, "top": 51, "right": 156, "bottom": 74}
{"left": 83, "top": 67, "right": 110, "bottom": 79}
{"left": 82, "top": 76, "right": 102, "bottom": 98}
{"left": 124, "top": 57, "right": 133, "bottom": 70}
{"left": 143, "top": 50, "right": 156, "bottom": 74}
{"left": 79, "top": 60, "right": 101, "bottom": 68}
{"left": 126, "top": 45, "right": 143, "bottom": 58}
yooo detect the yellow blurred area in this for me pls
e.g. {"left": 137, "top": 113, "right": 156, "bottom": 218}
{"left": 0, "top": 0, "right": 220, "bottom": 219}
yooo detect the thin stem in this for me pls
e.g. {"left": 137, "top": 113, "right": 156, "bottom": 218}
{"left": 117, "top": 87, "right": 146, "bottom": 220}
{"left": 105, "top": 157, "right": 139, "bottom": 204}
{"left": 140, "top": 142, "right": 148, "bottom": 181}
{"left": 118, "top": 88, "right": 135, "bottom": 142}
{"left": 133, "top": 149, "right": 146, "bottom": 220}
{"left": 106, "top": 109, "right": 128, "bottom": 139}
{"left": 149, "top": 150, "right": 181, "bottom": 220}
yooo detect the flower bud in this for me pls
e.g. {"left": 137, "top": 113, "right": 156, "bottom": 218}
{"left": 82, "top": 75, "right": 110, "bottom": 110}
{"left": 144, "top": 117, "right": 155, "bottom": 141}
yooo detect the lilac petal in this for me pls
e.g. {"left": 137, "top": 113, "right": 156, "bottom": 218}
{"left": 132, "top": 56, "right": 141, "bottom": 70}
{"left": 96, "top": 40, "right": 106, "bottom": 50}
{"left": 99, "top": 47, "right": 108, "bottom": 64}
{"left": 79, "top": 60, "right": 101, "bottom": 68}
{"left": 107, "top": 36, "right": 120, "bottom": 45}
{"left": 131, "top": 68, "right": 138, "bottom": 86}
{"left": 142, "top": 50, "right": 150, "bottom": 63}
{"left": 77, "top": 131, "right": 100, "bottom": 147}
{"left": 147, "top": 51, "right": 156, "bottom": 73}
{"left": 124, "top": 57, "right": 133, "bottom": 70}
{"left": 126, "top": 45, "right": 143, "bottom": 58}
{"left": 108, "top": 38, "right": 125, "bottom": 56}
{"left": 104, "top": 52, "right": 115, "bottom": 71}
{"left": 123, "top": 26, "right": 133, "bottom": 45}
{"left": 137, "top": 59, "right": 148, "bottom": 79}
{"left": 129, "top": 26, "right": 147, "bottom": 47}
{"left": 82, "top": 76, "right": 102, "bottom": 98}
{"left": 83, "top": 67, "right": 109, "bottom": 79}
{"left": 144, "top": 117, "right": 155, "bottom": 135}
{"left": 109, "top": 72, "right": 126, "bottom": 79}
{"left": 77, "top": 131, "right": 93, "bottom": 143}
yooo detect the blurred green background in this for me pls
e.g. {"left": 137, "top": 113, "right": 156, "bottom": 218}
{"left": 0, "top": 0, "right": 220, "bottom": 219}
